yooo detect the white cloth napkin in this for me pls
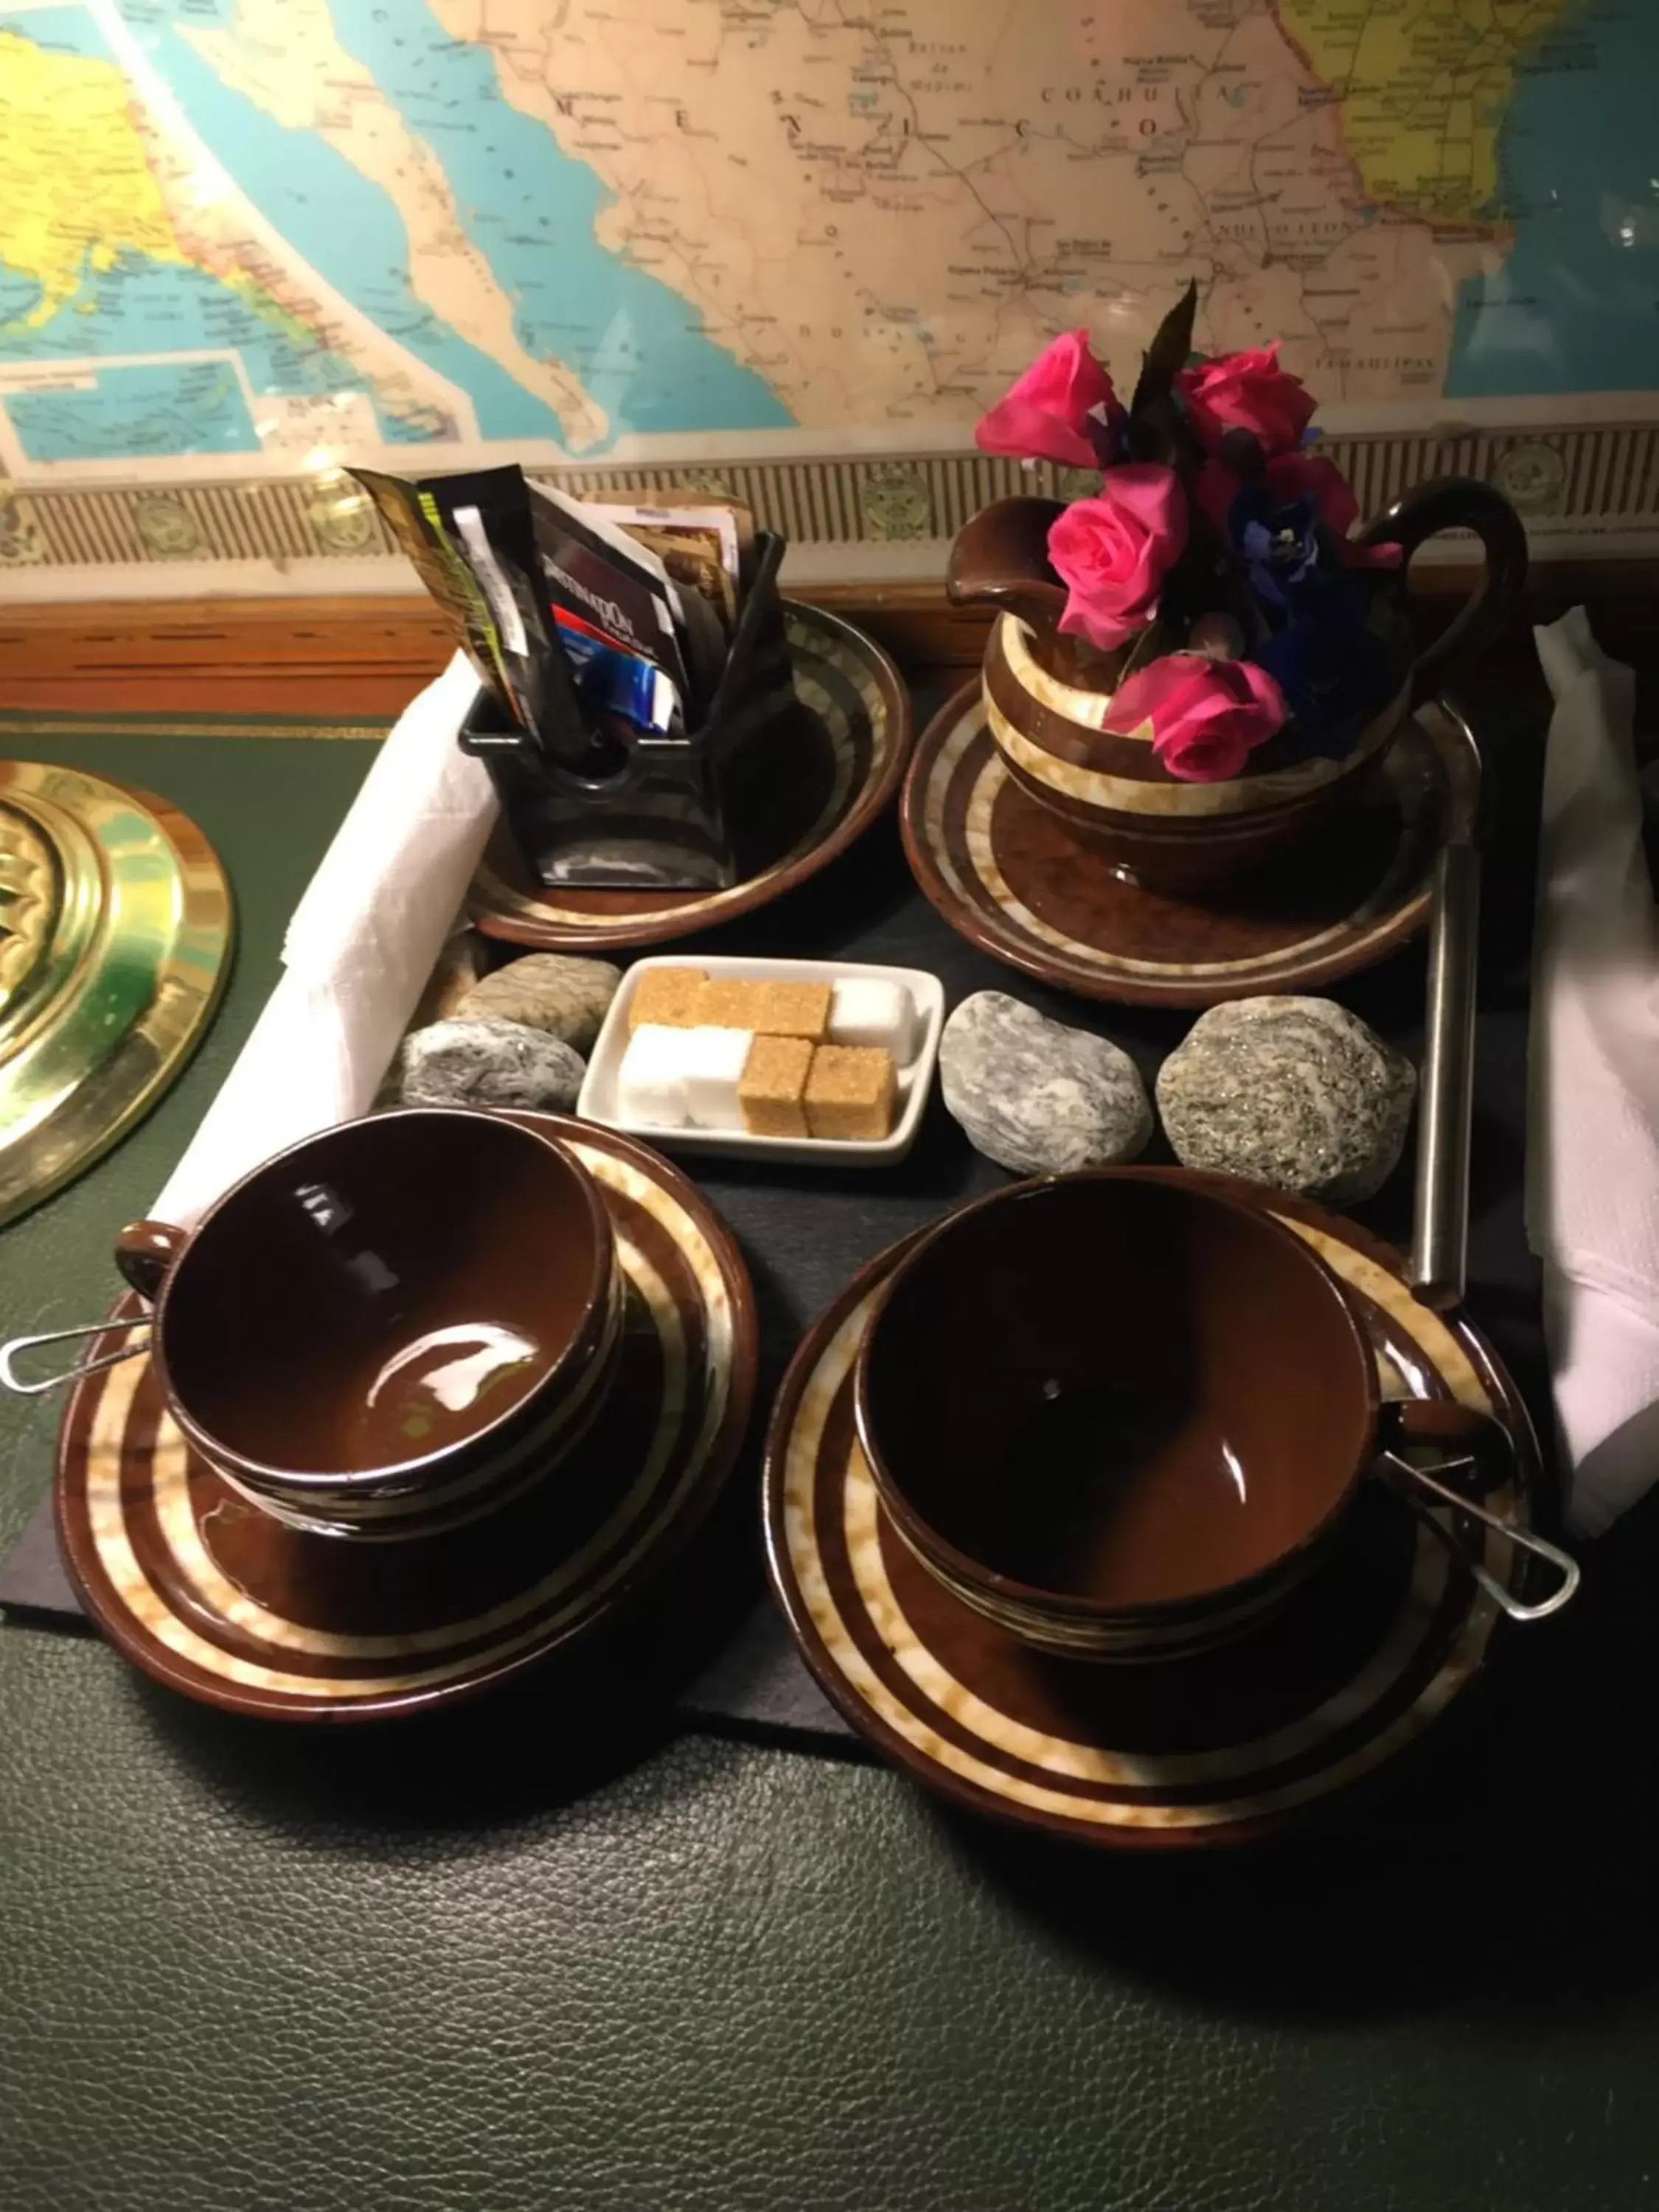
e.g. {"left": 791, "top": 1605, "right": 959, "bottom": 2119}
{"left": 1528, "top": 608, "right": 1659, "bottom": 1536}
{"left": 150, "top": 654, "right": 495, "bottom": 1229}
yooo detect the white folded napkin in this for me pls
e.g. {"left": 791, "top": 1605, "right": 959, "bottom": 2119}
{"left": 1528, "top": 608, "right": 1659, "bottom": 1536}
{"left": 150, "top": 654, "right": 495, "bottom": 1229}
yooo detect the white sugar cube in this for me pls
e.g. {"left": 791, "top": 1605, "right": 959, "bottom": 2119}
{"left": 828, "top": 978, "right": 918, "bottom": 1062}
{"left": 616, "top": 1023, "right": 692, "bottom": 1126}
{"left": 681, "top": 1026, "right": 754, "bottom": 1131}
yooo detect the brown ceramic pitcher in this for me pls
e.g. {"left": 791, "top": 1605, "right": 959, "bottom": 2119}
{"left": 946, "top": 476, "right": 1527, "bottom": 893}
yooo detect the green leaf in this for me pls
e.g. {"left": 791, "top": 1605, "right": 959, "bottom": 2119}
{"left": 1125, "top": 280, "right": 1199, "bottom": 465}
{"left": 1131, "top": 281, "right": 1198, "bottom": 414}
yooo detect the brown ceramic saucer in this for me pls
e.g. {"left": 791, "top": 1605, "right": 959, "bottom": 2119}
{"left": 900, "top": 681, "right": 1479, "bottom": 1009}
{"left": 470, "top": 602, "right": 911, "bottom": 950}
{"left": 54, "top": 1117, "right": 757, "bottom": 1721}
{"left": 763, "top": 1167, "right": 1543, "bottom": 1850}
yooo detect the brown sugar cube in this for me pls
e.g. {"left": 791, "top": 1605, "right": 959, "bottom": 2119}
{"left": 738, "top": 1034, "right": 813, "bottom": 1137}
{"left": 691, "top": 976, "right": 765, "bottom": 1029}
{"left": 804, "top": 1045, "right": 895, "bottom": 1141}
{"left": 627, "top": 967, "right": 706, "bottom": 1032}
{"left": 749, "top": 979, "right": 832, "bottom": 1042}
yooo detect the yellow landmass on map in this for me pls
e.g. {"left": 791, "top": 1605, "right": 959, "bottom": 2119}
{"left": 0, "top": 28, "right": 187, "bottom": 330}
{"left": 0, "top": 18, "right": 473, "bottom": 445}
{"left": 1278, "top": 0, "right": 1577, "bottom": 224}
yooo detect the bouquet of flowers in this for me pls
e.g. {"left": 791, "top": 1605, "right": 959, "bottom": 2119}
{"left": 974, "top": 285, "right": 1405, "bottom": 783}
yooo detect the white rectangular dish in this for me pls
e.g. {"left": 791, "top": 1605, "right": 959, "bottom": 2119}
{"left": 577, "top": 954, "right": 945, "bottom": 1165}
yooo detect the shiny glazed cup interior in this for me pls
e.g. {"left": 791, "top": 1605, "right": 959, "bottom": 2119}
{"left": 853, "top": 1171, "right": 1378, "bottom": 1658}
{"left": 125, "top": 1108, "right": 617, "bottom": 1534}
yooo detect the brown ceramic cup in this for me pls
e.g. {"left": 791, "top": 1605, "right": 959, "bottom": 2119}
{"left": 111, "top": 1107, "right": 622, "bottom": 1540}
{"left": 855, "top": 1170, "right": 1502, "bottom": 1660}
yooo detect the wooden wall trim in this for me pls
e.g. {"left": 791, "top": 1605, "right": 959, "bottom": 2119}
{"left": 0, "top": 563, "right": 1653, "bottom": 717}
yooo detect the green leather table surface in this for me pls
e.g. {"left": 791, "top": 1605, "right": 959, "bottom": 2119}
{"left": 5, "top": 721, "right": 1659, "bottom": 2212}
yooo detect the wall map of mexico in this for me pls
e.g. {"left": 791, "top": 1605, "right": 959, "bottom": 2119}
{"left": 0, "top": 0, "right": 1653, "bottom": 478}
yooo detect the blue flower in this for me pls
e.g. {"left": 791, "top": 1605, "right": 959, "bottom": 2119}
{"left": 1219, "top": 479, "right": 1406, "bottom": 756}
{"left": 1249, "top": 577, "right": 1402, "bottom": 758}
{"left": 1230, "top": 485, "right": 1322, "bottom": 617}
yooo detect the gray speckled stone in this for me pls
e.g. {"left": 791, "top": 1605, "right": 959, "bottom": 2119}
{"left": 389, "top": 1018, "right": 585, "bottom": 1113}
{"left": 1156, "top": 995, "right": 1416, "bottom": 1204}
{"left": 455, "top": 954, "right": 622, "bottom": 1052}
{"left": 940, "top": 991, "right": 1152, "bottom": 1177}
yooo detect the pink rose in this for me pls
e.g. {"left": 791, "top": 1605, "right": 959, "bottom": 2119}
{"left": 975, "top": 330, "right": 1121, "bottom": 470}
{"left": 1177, "top": 344, "right": 1315, "bottom": 457}
{"left": 1194, "top": 452, "right": 1402, "bottom": 567}
{"left": 1103, "top": 652, "right": 1287, "bottom": 783}
{"left": 1047, "top": 465, "right": 1186, "bottom": 651}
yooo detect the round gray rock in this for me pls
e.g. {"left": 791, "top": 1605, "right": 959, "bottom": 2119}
{"left": 1156, "top": 995, "right": 1416, "bottom": 1204}
{"left": 939, "top": 991, "right": 1152, "bottom": 1177}
{"left": 389, "top": 1018, "right": 585, "bottom": 1113}
{"left": 456, "top": 953, "right": 621, "bottom": 1052}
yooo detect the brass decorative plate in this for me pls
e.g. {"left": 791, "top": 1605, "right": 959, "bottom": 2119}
{"left": 0, "top": 762, "right": 232, "bottom": 1228}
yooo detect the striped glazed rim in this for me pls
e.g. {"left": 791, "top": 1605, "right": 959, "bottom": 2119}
{"left": 54, "top": 1116, "right": 757, "bottom": 1721}
{"left": 986, "top": 613, "right": 1410, "bottom": 821}
{"left": 470, "top": 601, "right": 911, "bottom": 950}
{"left": 900, "top": 681, "right": 1478, "bottom": 1009}
{"left": 764, "top": 1168, "right": 1544, "bottom": 1851}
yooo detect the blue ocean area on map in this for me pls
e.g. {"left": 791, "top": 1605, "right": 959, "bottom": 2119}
{"left": 323, "top": 0, "right": 791, "bottom": 441}
{"left": 106, "top": 0, "right": 555, "bottom": 440}
{"left": 1447, "top": 0, "right": 1659, "bottom": 396}
{"left": 0, "top": 0, "right": 789, "bottom": 459}
{"left": 6, "top": 358, "right": 255, "bottom": 461}
{"left": 114, "top": 0, "right": 788, "bottom": 448}
{"left": 3, "top": 0, "right": 1655, "bottom": 470}
{"left": 0, "top": 241, "right": 396, "bottom": 462}
{"left": 0, "top": 1, "right": 399, "bottom": 456}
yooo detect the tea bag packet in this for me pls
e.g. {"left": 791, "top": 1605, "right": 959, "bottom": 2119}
{"left": 352, "top": 464, "right": 593, "bottom": 773}
{"left": 351, "top": 465, "right": 524, "bottom": 731}
{"left": 526, "top": 481, "right": 694, "bottom": 714}
{"left": 582, "top": 498, "right": 745, "bottom": 634}
{"left": 417, "top": 467, "right": 598, "bottom": 771}
{"left": 354, "top": 463, "right": 795, "bottom": 892}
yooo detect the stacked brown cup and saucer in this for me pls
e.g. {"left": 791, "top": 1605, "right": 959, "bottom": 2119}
{"left": 901, "top": 479, "right": 1526, "bottom": 1007}
{"left": 3, "top": 1107, "right": 756, "bottom": 1719}
{"left": 765, "top": 1170, "right": 1576, "bottom": 1849}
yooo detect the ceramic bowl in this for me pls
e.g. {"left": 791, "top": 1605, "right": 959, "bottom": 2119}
{"left": 116, "top": 1107, "right": 622, "bottom": 1540}
{"left": 853, "top": 1170, "right": 1380, "bottom": 1659}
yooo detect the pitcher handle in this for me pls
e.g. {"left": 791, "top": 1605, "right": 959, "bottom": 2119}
{"left": 1357, "top": 476, "right": 1528, "bottom": 706}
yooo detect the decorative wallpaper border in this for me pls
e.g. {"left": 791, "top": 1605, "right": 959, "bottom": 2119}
{"left": 1, "top": 424, "right": 1654, "bottom": 588}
